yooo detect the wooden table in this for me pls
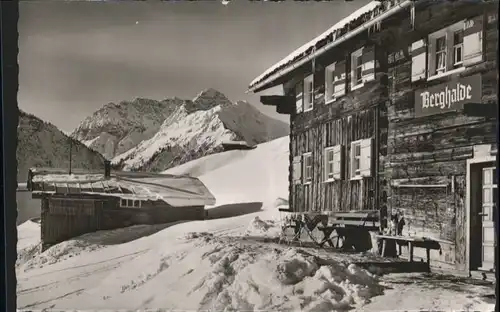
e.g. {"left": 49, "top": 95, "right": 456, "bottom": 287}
{"left": 376, "top": 235, "right": 442, "bottom": 268}
{"left": 317, "top": 211, "right": 380, "bottom": 249}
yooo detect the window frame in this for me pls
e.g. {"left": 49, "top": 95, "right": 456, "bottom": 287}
{"left": 120, "top": 198, "right": 142, "bottom": 208}
{"left": 324, "top": 63, "right": 336, "bottom": 104}
{"left": 303, "top": 75, "right": 314, "bottom": 112}
{"left": 434, "top": 35, "right": 448, "bottom": 75}
{"left": 452, "top": 29, "right": 464, "bottom": 67}
{"left": 350, "top": 47, "right": 364, "bottom": 91}
{"left": 350, "top": 140, "right": 363, "bottom": 180}
{"left": 303, "top": 152, "right": 313, "bottom": 185}
{"left": 324, "top": 147, "right": 335, "bottom": 182}
{"left": 427, "top": 20, "right": 466, "bottom": 81}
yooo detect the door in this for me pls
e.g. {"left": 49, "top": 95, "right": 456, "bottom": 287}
{"left": 480, "top": 166, "right": 497, "bottom": 271}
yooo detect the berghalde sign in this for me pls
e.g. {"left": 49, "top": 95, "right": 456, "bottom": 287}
{"left": 414, "top": 74, "right": 482, "bottom": 118}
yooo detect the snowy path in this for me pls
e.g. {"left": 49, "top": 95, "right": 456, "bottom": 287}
{"left": 16, "top": 216, "right": 496, "bottom": 311}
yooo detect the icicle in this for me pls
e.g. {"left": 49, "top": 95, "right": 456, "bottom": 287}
{"left": 410, "top": 1, "right": 415, "bottom": 30}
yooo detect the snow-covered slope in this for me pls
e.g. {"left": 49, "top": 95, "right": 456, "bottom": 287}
{"left": 17, "top": 110, "right": 105, "bottom": 182}
{"left": 164, "top": 136, "right": 290, "bottom": 205}
{"left": 110, "top": 90, "right": 289, "bottom": 172}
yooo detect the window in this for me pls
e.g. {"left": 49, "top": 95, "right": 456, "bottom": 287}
{"left": 351, "top": 48, "right": 364, "bottom": 90}
{"left": 324, "top": 147, "right": 335, "bottom": 181}
{"left": 350, "top": 138, "right": 372, "bottom": 180}
{"left": 303, "top": 153, "right": 313, "bottom": 184}
{"left": 303, "top": 75, "right": 314, "bottom": 112}
{"left": 324, "top": 145, "right": 343, "bottom": 182}
{"left": 453, "top": 30, "right": 464, "bottom": 67}
{"left": 120, "top": 199, "right": 142, "bottom": 208}
{"left": 324, "top": 63, "right": 336, "bottom": 103}
{"left": 355, "top": 56, "right": 363, "bottom": 84}
{"left": 428, "top": 20, "right": 465, "bottom": 79}
{"left": 351, "top": 141, "right": 362, "bottom": 178}
{"left": 435, "top": 36, "right": 447, "bottom": 74}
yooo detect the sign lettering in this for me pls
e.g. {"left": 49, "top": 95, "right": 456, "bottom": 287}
{"left": 414, "top": 74, "right": 482, "bottom": 118}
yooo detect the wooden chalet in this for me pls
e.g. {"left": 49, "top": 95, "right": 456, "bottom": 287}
{"left": 248, "top": 0, "right": 498, "bottom": 277}
{"left": 28, "top": 163, "right": 216, "bottom": 251}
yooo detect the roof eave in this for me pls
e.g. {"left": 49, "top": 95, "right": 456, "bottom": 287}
{"left": 247, "top": 0, "right": 414, "bottom": 94}
{"left": 246, "top": 78, "right": 287, "bottom": 94}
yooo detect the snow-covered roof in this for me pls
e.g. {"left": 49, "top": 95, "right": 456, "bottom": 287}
{"left": 28, "top": 169, "right": 216, "bottom": 207}
{"left": 248, "top": 0, "right": 403, "bottom": 91}
{"left": 221, "top": 140, "right": 256, "bottom": 148}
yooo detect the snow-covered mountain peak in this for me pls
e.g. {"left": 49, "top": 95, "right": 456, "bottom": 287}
{"left": 71, "top": 98, "right": 182, "bottom": 160}
{"left": 192, "top": 88, "right": 226, "bottom": 101}
{"left": 188, "top": 88, "right": 233, "bottom": 113}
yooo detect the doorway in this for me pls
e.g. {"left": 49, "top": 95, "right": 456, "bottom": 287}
{"left": 469, "top": 160, "right": 497, "bottom": 272}
{"left": 480, "top": 166, "right": 497, "bottom": 271}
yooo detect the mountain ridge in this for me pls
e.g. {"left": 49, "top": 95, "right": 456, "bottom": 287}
{"left": 72, "top": 89, "right": 289, "bottom": 172}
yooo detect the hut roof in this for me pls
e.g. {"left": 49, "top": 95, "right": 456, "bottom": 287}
{"left": 28, "top": 168, "right": 216, "bottom": 207}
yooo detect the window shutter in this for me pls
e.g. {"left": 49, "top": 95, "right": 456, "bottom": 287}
{"left": 322, "top": 150, "right": 327, "bottom": 182}
{"left": 427, "top": 38, "right": 435, "bottom": 78}
{"left": 303, "top": 154, "right": 312, "bottom": 183}
{"left": 333, "top": 60, "right": 346, "bottom": 97}
{"left": 463, "top": 15, "right": 484, "bottom": 66}
{"left": 295, "top": 82, "right": 303, "bottom": 113}
{"left": 361, "top": 45, "right": 375, "bottom": 83}
{"left": 302, "top": 154, "right": 307, "bottom": 183}
{"left": 293, "top": 156, "right": 302, "bottom": 184}
{"left": 411, "top": 39, "right": 427, "bottom": 81}
{"left": 359, "top": 138, "right": 373, "bottom": 177}
{"left": 325, "top": 64, "right": 335, "bottom": 101}
{"left": 332, "top": 144, "right": 343, "bottom": 180}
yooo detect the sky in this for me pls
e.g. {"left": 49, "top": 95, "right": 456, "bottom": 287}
{"left": 19, "top": 0, "right": 371, "bottom": 133}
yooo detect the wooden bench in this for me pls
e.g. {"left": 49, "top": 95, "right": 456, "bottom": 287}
{"left": 376, "top": 235, "right": 441, "bottom": 269}
{"left": 317, "top": 211, "right": 380, "bottom": 249}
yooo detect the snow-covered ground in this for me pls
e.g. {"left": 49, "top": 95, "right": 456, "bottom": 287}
{"left": 16, "top": 137, "right": 496, "bottom": 311}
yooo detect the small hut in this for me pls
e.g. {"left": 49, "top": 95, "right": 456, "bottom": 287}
{"left": 28, "top": 165, "right": 216, "bottom": 250}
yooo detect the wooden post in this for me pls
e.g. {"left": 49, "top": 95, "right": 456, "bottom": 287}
{"left": 375, "top": 104, "right": 381, "bottom": 231}
{"left": 408, "top": 242, "right": 414, "bottom": 262}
